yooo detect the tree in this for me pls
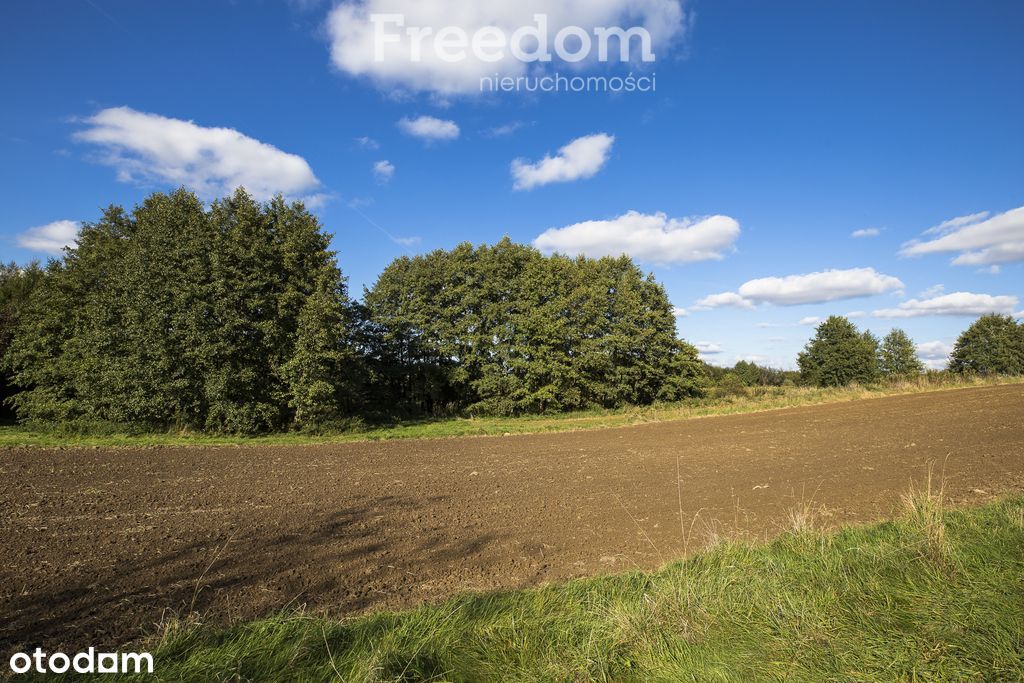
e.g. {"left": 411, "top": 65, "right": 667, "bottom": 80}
{"left": 4, "top": 188, "right": 359, "bottom": 433}
{"left": 798, "top": 316, "right": 881, "bottom": 387}
{"left": 363, "top": 238, "right": 705, "bottom": 416}
{"left": 878, "top": 328, "right": 924, "bottom": 377}
{"left": 949, "top": 314, "right": 1024, "bottom": 376}
{"left": 0, "top": 262, "right": 45, "bottom": 420}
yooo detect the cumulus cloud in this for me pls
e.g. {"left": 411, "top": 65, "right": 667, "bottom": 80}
{"left": 696, "top": 268, "right": 904, "bottom": 311}
{"left": 694, "top": 342, "right": 723, "bottom": 355}
{"left": 397, "top": 115, "right": 460, "bottom": 141}
{"left": 373, "top": 159, "right": 395, "bottom": 182}
{"left": 799, "top": 316, "right": 822, "bottom": 326}
{"left": 739, "top": 269, "right": 904, "bottom": 305}
{"left": 672, "top": 307, "right": 688, "bottom": 317}
{"left": 901, "top": 206, "right": 1024, "bottom": 266}
{"left": 851, "top": 228, "right": 881, "bottom": 239}
{"left": 512, "top": 133, "right": 614, "bottom": 190}
{"left": 356, "top": 136, "right": 380, "bottom": 149}
{"left": 533, "top": 210, "right": 740, "bottom": 265}
{"left": 74, "top": 107, "right": 322, "bottom": 202}
{"left": 872, "top": 292, "right": 1019, "bottom": 319}
{"left": 694, "top": 291, "right": 756, "bottom": 310}
{"left": 325, "top": 0, "right": 687, "bottom": 95}
{"left": 17, "top": 220, "right": 80, "bottom": 254}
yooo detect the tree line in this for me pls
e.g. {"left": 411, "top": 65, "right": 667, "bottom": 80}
{"left": 796, "top": 314, "right": 1024, "bottom": 387}
{"left": 1, "top": 189, "right": 1022, "bottom": 433}
{"left": 0, "top": 189, "right": 704, "bottom": 433}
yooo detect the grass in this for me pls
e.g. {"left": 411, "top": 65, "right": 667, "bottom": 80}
{"left": 94, "top": 492, "right": 1024, "bottom": 682}
{"left": 2, "top": 374, "right": 1021, "bottom": 448}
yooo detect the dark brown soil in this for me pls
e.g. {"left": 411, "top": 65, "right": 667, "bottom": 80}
{"left": 2, "top": 385, "right": 1022, "bottom": 653}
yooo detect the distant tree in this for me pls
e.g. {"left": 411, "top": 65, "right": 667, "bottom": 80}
{"left": 798, "top": 316, "right": 881, "bottom": 387}
{"left": 732, "top": 360, "right": 761, "bottom": 386}
{"left": 948, "top": 314, "right": 1024, "bottom": 376}
{"left": 730, "top": 360, "right": 796, "bottom": 387}
{"left": 879, "top": 328, "right": 924, "bottom": 377}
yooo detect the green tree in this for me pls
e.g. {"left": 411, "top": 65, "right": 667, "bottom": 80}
{"left": 4, "top": 188, "right": 358, "bottom": 433}
{"left": 948, "top": 314, "right": 1024, "bottom": 376}
{"left": 878, "top": 328, "right": 924, "bottom": 377}
{"left": 798, "top": 316, "right": 881, "bottom": 387}
{"left": 0, "top": 262, "right": 45, "bottom": 419}
{"left": 363, "top": 238, "right": 705, "bottom": 416}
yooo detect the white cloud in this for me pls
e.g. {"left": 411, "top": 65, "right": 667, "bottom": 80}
{"left": 901, "top": 206, "right": 1024, "bottom": 266}
{"left": 672, "top": 307, "right": 688, "bottom": 317}
{"left": 694, "top": 341, "right": 723, "bottom": 355}
{"left": 919, "top": 284, "right": 945, "bottom": 298}
{"left": 397, "top": 115, "right": 460, "bottom": 141}
{"left": 739, "top": 268, "right": 904, "bottom": 305}
{"left": 373, "top": 159, "right": 395, "bottom": 182}
{"left": 512, "top": 133, "right": 614, "bottom": 190}
{"left": 356, "top": 136, "right": 380, "bottom": 149}
{"left": 799, "top": 316, "right": 822, "bottom": 326}
{"left": 75, "top": 107, "right": 321, "bottom": 202}
{"left": 534, "top": 210, "right": 740, "bottom": 265}
{"left": 917, "top": 341, "right": 953, "bottom": 370}
{"left": 923, "top": 211, "right": 990, "bottom": 236}
{"left": 872, "top": 292, "right": 1019, "bottom": 319}
{"left": 694, "top": 291, "right": 756, "bottom": 310}
{"left": 851, "top": 228, "right": 881, "bottom": 239}
{"left": 17, "top": 220, "right": 80, "bottom": 254}
{"left": 697, "top": 268, "right": 904, "bottom": 311}
{"left": 325, "top": 0, "right": 687, "bottom": 95}
{"left": 846, "top": 311, "right": 866, "bottom": 318}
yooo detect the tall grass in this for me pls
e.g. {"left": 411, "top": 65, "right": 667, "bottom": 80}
{"left": 2, "top": 374, "right": 1020, "bottom": 448}
{"left": 89, "top": 494, "right": 1024, "bottom": 682}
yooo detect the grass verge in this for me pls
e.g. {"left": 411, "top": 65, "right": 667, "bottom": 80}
{"left": 2, "top": 375, "right": 1021, "bottom": 448}
{"left": 97, "top": 494, "right": 1024, "bottom": 681}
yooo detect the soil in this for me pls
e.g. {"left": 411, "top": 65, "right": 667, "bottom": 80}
{"left": 1, "top": 384, "right": 1022, "bottom": 653}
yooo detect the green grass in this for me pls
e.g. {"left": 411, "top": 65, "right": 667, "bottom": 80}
{"left": 2, "top": 375, "right": 1021, "bottom": 448}
{"left": 94, "top": 492, "right": 1024, "bottom": 682}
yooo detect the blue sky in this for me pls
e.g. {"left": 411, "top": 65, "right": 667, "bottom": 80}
{"left": 2, "top": 0, "right": 1022, "bottom": 369}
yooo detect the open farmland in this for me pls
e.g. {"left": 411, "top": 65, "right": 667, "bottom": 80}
{"left": 2, "top": 384, "right": 1023, "bottom": 654}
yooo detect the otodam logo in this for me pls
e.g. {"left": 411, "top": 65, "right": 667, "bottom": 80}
{"left": 8, "top": 648, "right": 154, "bottom": 676}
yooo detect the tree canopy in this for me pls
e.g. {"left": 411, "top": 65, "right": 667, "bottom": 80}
{"left": 949, "top": 314, "right": 1024, "bottom": 376}
{"left": 797, "top": 316, "right": 880, "bottom": 387}
{"left": 2, "top": 193, "right": 710, "bottom": 432}
{"left": 361, "top": 238, "right": 706, "bottom": 416}
{"left": 4, "top": 188, "right": 358, "bottom": 433}
{"left": 878, "top": 328, "right": 924, "bottom": 377}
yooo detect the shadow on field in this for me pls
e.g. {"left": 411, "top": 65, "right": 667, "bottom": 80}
{"left": 1, "top": 492, "right": 497, "bottom": 654}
